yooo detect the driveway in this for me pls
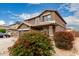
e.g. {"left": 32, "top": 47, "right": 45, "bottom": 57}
{"left": 0, "top": 37, "right": 17, "bottom": 56}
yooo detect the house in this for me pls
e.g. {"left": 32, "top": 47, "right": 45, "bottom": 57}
{"left": 6, "top": 23, "right": 21, "bottom": 37}
{"left": 0, "top": 25, "right": 7, "bottom": 29}
{"left": 17, "top": 10, "right": 67, "bottom": 38}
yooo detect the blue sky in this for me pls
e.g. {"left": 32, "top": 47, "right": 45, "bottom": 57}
{"left": 0, "top": 3, "right": 79, "bottom": 31}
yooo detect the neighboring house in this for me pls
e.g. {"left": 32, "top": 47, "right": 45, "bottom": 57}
{"left": 0, "top": 25, "right": 7, "bottom": 29}
{"left": 6, "top": 23, "right": 21, "bottom": 37}
{"left": 17, "top": 10, "right": 67, "bottom": 38}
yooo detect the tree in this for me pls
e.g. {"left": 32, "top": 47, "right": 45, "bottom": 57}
{"left": 0, "top": 29, "right": 6, "bottom": 33}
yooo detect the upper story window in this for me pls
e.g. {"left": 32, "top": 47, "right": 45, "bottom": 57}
{"left": 43, "top": 14, "right": 52, "bottom": 21}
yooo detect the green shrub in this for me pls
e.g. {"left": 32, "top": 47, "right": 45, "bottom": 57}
{"left": 54, "top": 31, "right": 74, "bottom": 50}
{"left": 8, "top": 31, "right": 55, "bottom": 56}
{"left": 0, "top": 29, "right": 6, "bottom": 33}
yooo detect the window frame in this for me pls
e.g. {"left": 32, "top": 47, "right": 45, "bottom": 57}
{"left": 43, "top": 14, "right": 52, "bottom": 21}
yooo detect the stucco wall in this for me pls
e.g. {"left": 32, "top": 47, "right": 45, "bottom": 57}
{"left": 55, "top": 26, "right": 66, "bottom": 32}
{"left": 18, "top": 23, "right": 30, "bottom": 29}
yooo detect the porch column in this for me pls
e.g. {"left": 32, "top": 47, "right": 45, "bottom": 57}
{"left": 49, "top": 26, "right": 54, "bottom": 37}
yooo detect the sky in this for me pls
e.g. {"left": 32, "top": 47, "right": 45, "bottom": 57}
{"left": 0, "top": 3, "right": 79, "bottom": 31}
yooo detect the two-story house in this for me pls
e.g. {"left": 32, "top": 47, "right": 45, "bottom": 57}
{"left": 17, "top": 10, "right": 67, "bottom": 38}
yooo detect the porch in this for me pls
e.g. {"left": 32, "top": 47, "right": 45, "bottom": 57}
{"left": 31, "top": 25, "right": 56, "bottom": 39}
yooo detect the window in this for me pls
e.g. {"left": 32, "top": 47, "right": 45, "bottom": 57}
{"left": 43, "top": 28, "right": 49, "bottom": 36}
{"left": 43, "top": 14, "right": 52, "bottom": 21}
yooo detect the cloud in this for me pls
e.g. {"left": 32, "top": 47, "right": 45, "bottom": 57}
{"left": 68, "top": 4, "right": 79, "bottom": 12}
{"left": 58, "top": 3, "right": 79, "bottom": 31}
{"left": 8, "top": 21, "right": 15, "bottom": 25}
{"left": 64, "top": 16, "right": 79, "bottom": 25}
{"left": 66, "top": 4, "right": 79, "bottom": 19}
{"left": 58, "top": 3, "right": 69, "bottom": 11}
{"left": 0, "top": 20, "right": 6, "bottom": 25}
{"left": 7, "top": 10, "right": 40, "bottom": 21}
{"left": 18, "top": 12, "right": 40, "bottom": 20}
{"left": 18, "top": 13, "right": 31, "bottom": 20}
{"left": 64, "top": 16, "right": 79, "bottom": 31}
{"left": 31, "top": 12, "right": 40, "bottom": 17}
{"left": 58, "top": 3, "right": 79, "bottom": 15}
{"left": 0, "top": 20, "right": 15, "bottom": 25}
{"left": 4, "top": 10, "right": 40, "bottom": 25}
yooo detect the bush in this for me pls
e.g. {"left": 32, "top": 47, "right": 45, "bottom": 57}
{"left": 0, "top": 29, "right": 6, "bottom": 33}
{"left": 54, "top": 31, "right": 74, "bottom": 50}
{"left": 8, "top": 31, "right": 55, "bottom": 56}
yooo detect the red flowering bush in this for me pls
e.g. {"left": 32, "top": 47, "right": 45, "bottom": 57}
{"left": 54, "top": 31, "right": 74, "bottom": 50}
{"left": 8, "top": 31, "right": 55, "bottom": 56}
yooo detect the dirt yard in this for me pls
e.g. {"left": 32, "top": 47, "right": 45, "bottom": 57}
{"left": 54, "top": 37, "right": 79, "bottom": 56}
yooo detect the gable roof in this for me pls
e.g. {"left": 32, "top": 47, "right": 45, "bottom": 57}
{"left": 0, "top": 25, "right": 7, "bottom": 29}
{"left": 24, "top": 10, "right": 67, "bottom": 24}
{"left": 17, "top": 22, "right": 32, "bottom": 29}
{"left": 8, "top": 23, "right": 21, "bottom": 30}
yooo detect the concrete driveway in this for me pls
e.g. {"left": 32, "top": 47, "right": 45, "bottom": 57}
{"left": 0, "top": 37, "right": 17, "bottom": 56}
